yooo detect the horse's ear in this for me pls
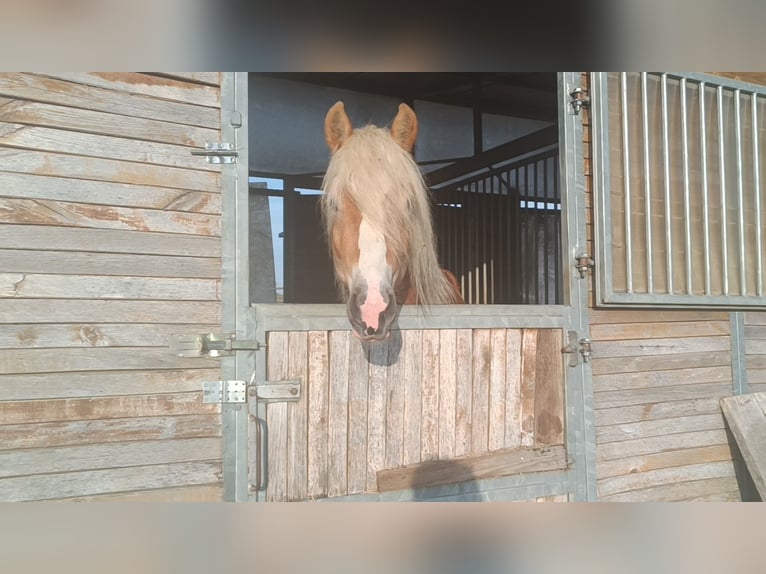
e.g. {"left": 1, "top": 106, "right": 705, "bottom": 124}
{"left": 390, "top": 103, "right": 418, "bottom": 152}
{"left": 324, "top": 101, "right": 353, "bottom": 152}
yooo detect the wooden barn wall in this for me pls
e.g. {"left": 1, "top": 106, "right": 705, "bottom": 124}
{"left": 0, "top": 72, "right": 224, "bottom": 501}
{"left": 583, "top": 72, "right": 766, "bottom": 501}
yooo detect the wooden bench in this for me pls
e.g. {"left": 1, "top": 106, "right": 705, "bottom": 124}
{"left": 720, "top": 392, "right": 766, "bottom": 500}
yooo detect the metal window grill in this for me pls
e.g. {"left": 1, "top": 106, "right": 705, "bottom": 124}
{"left": 432, "top": 147, "right": 562, "bottom": 305}
{"left": 592, "top": 72, "right": 766, "bottom": 307}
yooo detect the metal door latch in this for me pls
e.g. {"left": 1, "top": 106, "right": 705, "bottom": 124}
{"left": 191, "top": 142, "right": 238, "bottom": 164}
{"left": 169, "top": 333, "right": 262, "bottom": 358}
{"left": 575, "top": 254, "right": 594, "bottom": 278}
{"left": 569, "top": 88, "right": 590, "bottom": 115}
{"left": 562, "top": 332, "right": 593, "bottom": 366}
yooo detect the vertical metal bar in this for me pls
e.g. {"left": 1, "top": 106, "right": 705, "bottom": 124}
{"left": 661, "top": 73, "right": 673, "bottom": 294}
{"left": 515, "top": 168, "right": 521, "bottom": 303}
{"left": 730, "top": 312, "right": 748, "bottom": 396}
{"left": 735, "top": 89, "right": 746, "bottom": 295}
{"left": 700, "top": 82, "right": 712, "bottom": 295}
{"left": 681, "top": 78, "right": 693, "bottom": 294}
{"left": 620, "top": 72, "right": 633, "bottom": 292}
{"left": 718, "top": 85, "right": 729, "bottom": 295}
{"left": 533, "top": 159, "right": 539, "bottom": 303}
{"left": 754, "top": 93, "right": 763, "bottom": 296}
{"left": 641, "top": 72, "right": 654, "bottom": 293}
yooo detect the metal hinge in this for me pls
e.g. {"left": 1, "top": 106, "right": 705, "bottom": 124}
{"left": 569, "top": 87, "right": 590, "bottom": 115}
{"left": 169, "top": 333, "right": 263, "bottom": 358}
{"left": 201, "top": 379, "right": 302, "bottom": 404}
{"left": 203, "top": 380, "right": 247, "bottom": 404}
{"left": 191, "top": 142, "right": 238, "bottom": 164}
{"left": 575, "top": 253, "right": 594, "bottom": 278}
{"left": 562, "top": 331, "right": 592, "bottom": 366}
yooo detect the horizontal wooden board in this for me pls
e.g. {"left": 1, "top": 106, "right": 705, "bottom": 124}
{"left": 597, "top": 444, "right": 734, "bottom": 480}
{"left": 0, "top": 99, "right": 219, "bottom": 147}
{"left": 0, "top": 73, "right": 219, "bottom": 128}
{"left": 0, "top": 347, "right": 218, "bottom": 375}
{"left": 57, "top": 484, "right": 223, "bottom": 502}
{"left": 592, "top": 351, "right": 731, "bottom": 376}
{"left": 744, "top": 325, "right": 766, "bottom": 340}
{"left": 0, "top": 323, "right": 219, "bottom": 350}
{"left": 599, "top": 476, "right": 740, "bottom": 502}
{"left": 597, "top": 429, "right": 729, "bottom": 462}
{"left": 0, "top": 149, "right": 220, "bottom": 192}
{"left": 0, "top": 368, "right": 220, "bottom": 401}
{"left": 376, "top": 445, "right": 567, "bottom": 492}
{"left": 744, "top": 312, "right": 766, "bottom": 325}
{"left": 0, "top": 392, "right": 218, "bottom": 424}
{"left": 590, "top": 309, "right": 730, "bottom": 324}
{"left": 596, "top": 413, "right": 725, "bottom": 444}
{"left": 0, "top": 414, "right": 221, "bottom": 450}
{"left": 3, "top": 172, "right": 220, "bottom": 212}
{"left": 42, "top": 73, "right": 220, "bottom": 108}
{"left": 0, "top": 199, "right": 220, "bottom": 235}
{"left": 594, "top": 383, "right": 733, "bottom": 409}
{"left": 745, "top": 339, "right": 766, "bottom": 355}
{"left": 0, "top": 225, "right": 220, "bottom": 257}
{"left": 719, "top": 393, "right": 766, "bottom": 499}
{"left": 597, "top": 460, "right": 735, "bottom": 498}
{"left": 149, "top": 73, "right": 221, "bottom": 86}
{"left": 593, "top": 365, "right": 732, "bottom": 392}
{"left": 0, "top": 274, "right": 220, "bottom": 300}
{"left": 591, "top": 320, "right": 730, "bottom": 341}
{"left": 595, "top": 397, "right": 723, "bottom": 426}
{"left": 0, "top": 461, "right": 222, "bottom": 501}
{"left": 592, "top": 336, "right": 730, "bottom": 359}
{"left": 0, "top": 437, "right": 221, "bottom": 478}
{"left": 1, "top": 299, "right": 220, "bottom": 324}
{"left": 746, "top": 355, "right": 766, "bottom": 369}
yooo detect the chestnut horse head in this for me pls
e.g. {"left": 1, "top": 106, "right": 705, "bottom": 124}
{"left": 321, "top": 101, "right": 462, "bottom": 342}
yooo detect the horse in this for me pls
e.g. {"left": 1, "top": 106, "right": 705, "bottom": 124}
{"left": 321, "top": 101, "right": 463, "bottom": 343}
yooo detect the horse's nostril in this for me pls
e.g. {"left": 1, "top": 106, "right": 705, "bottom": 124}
{"left": 366, "top": 326, "right": 376, "bottom": 336}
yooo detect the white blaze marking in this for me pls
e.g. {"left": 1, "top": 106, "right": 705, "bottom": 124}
{"left": 357, "top": 218, "right": 388, "bottom": 331}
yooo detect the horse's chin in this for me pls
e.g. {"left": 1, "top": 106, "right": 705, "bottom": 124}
{"left": 352, "top": 329, "right": 391, "bottom": 344}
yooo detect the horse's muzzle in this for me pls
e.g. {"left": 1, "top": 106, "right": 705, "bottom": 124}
{"left": 347, "top": 284, "right": 398, "bottom": 343}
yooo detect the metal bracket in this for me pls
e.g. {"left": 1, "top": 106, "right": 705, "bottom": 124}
{"left": 249, "top": 379, "right": 302, "bottom": 402}
{"left": 191, "top": 142, "right": 238, "bottom": 164}
{"left": 575, "top": 254, "right": 594, "bottom": 278}
{"left": 569, "top": 88, "right": 590, "bottom": 115}
{"left": 203, "top": 380, "right": 247, "bottom": 404}
{"left": 169, "top": 333, "right": 262, "bottom": 358}
{"left": 562, "top": 332, "right": 593, "bottom": 366}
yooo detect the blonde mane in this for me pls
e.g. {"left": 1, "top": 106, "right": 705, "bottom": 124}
{"left": 321, "top": 125, "right": 456, "bottom": 305}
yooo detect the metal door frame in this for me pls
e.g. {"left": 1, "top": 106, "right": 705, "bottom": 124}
{"left": 224, "top": 72, "right": 596, "bottom": 501}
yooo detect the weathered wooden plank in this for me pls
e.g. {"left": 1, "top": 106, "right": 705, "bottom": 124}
{"left": 591, "top": 320, "right": 730, "bottom": 341}
{"left": 42, "top": 73, "right": 220, "bottom": 108}
{"left": 0, "top": 461, "right": 222, "bottom": 502}
{"left": 421, "top": 330, "right": 440, "bottom": 462}
{"left": 58, "top": 485, "right": 223, "bottom": 502}
{"left": 0, "top": 124, "right": 220, "bottom": 171}
{"left": 0, "top": 369, "right": 219, "bottom": 402}
{"left": 597, "top": 429, "right": 729, "bottom": 462}
{"left": 597, "top": 444, "right": 734, "bottom": 480}
{"left": 534, "top": 330, "right": 565, "bottom": 446}
{"left": 519, "top": 329, "right": 538, "bottom": 447}
{"left": 593, "top": 365, "right": 733, "bottom": 392}
{"left": 595, "top": 397, "right": 723, "bottom": 427}
{"left": 266, "top": 332, "right": 289, "bottom": 502}
{"left": 366, "top": 341, "right": 388, "bottom": 492}
{"left": 0, "top": 73, "right": 219, "bottom": 128}
{"left": 0, "top": 414, "right": 221, "bottom": 451}
{"left": 744, "top": 312, "right": 766, "bottom": 325}
{"left": 0, "top": 99, "right": 220, "bottom": 147}
{"left": 590, "top": 309, "right": 730, "bottom": 324}
{"left": 597, "top": 460, "right": 735, "bottom": 498}
{"left": 597, "top": 413, "right": 726, "bottom": 444}
{"left": 592, "top": 351, "right": 731, "bottom": 376}
{"left": 285, "top": 331, "right": 308, "bottom": 501}
{"left": 746, "top": 355, "right": 766, "bottom": 369}
{"left": 0, "top": 438, "right": 221, "bottom": 478}
{"left": 0, "top": 347, "right": 217, "bottom": 375}
{"left": 751, "top": 383, "right": 766, "bottom": 394}
{"left": 0, "top": 199, "right": 220, "bottom": 235}
{"left": 594, "top": 383, "right": 733, "bottom": 410}
{"left": 470, "top": 329, "right": 491, "bottom": 454}
{"left": 149, "top": 72, "right": 221, "bottom": 86}
{"left": 0, "top": 149, "right": 219, "bottom": 194}
{"left": 504, "top": 329, "right": 522, "bottom": 450}
{"left": 454, "top": 329, "right": 473, "bottom": 457}
{"left": 307, "top": 331, "right": 330, "bottom": 499}
{"left": 438, "top": 329, "right": 457, "bottom": 460}
{"left": 1, "top": 299, "right": 220, "bottom": 324}
{"left": 487, "top": 329, "right": 506, "bottom": 451}
{"left": 327, "top": 330, "right": 349, "bottom": 497}
{"left": 384, "top": 332, "right": 405, "bottom": 470}
{"left": 744, "top": 325, "right": 766, "bottom": 340}
{"left": 0, "top": 274, "right": 219, "bottom": 300}
{"left": 719, "top": 392, "right": 766, "bottom": 499}
{"left": 0, "top": 392, "right": 218, "bottom": 425}
{"left": 402, "top": 330, "right": 422, "bottom": 466}
{"left": 593, "top": 336, "right": 731, "bottom": 359}
{"left": 598, "top": 476, "right": 740, "bottom": 502}
{"left": 376, "top": 444, "right": 567, "bottom": 492}
{"left": 3, "top": 173, "right": 220, "bottom": 213}
{"left": 0, "top": 225, "right": 220, "bottom": 257}
{"left": 346, "top": 337, "right": 369, "bottom": 493}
